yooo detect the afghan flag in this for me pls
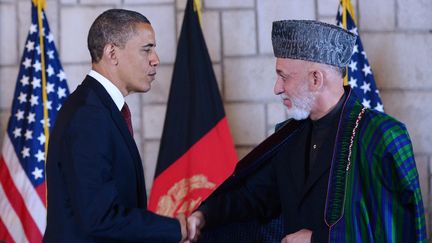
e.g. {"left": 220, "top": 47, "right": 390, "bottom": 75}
{"left": 148, "top": 0, "right": 237, "bottom": 217}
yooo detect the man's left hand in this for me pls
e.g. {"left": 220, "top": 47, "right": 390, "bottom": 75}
{"left": 281, "top": 229, "right": 312, "bottom": 243}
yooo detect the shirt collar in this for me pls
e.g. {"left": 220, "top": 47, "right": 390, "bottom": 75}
{"left": 311, "top": 92, "right": 346, "bottom": 129}
{"left": 88, "top": 70, "right": 124, "bottom": 111}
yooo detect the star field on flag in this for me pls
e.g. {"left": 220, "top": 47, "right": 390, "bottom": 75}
{"left": 0, "top": 1, "right": 70, "bottom": 242}
{"left": 336, "top": 2, "right": 384, "bottom": 112}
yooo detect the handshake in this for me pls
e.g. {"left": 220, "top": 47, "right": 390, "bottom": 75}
{"left": 176, "top": 211, "right": 314, "bottom": 243}
{"left": 177, "top": 211, "right": 205, "bottom": 243}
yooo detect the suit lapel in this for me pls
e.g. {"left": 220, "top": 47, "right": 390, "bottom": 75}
{"left": 211, "top": 119, "right": 303, "bottom": 196}
{"left": 82, "top": 76, "right": 146, "bottom": 201}
{"left": 110, "top": 107, "right": 143, "bottom": 166}
{"left": 83, "top": 77, "right": 141, "bottom": 161}
{"left": 234, "top": 119, "right": 302, "bottom": 175}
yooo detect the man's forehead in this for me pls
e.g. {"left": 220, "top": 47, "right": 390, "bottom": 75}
{"left": 276, "top": 58, "right": 314, "bottom": 75}
{"left": 132, "top": 22, "right": 156, "bottom": 43}
{"left": 136, "top": 22, "right": 154, "bottom": 35}
{"left": 276, "top": 58, "right": 311, "bottom": 67}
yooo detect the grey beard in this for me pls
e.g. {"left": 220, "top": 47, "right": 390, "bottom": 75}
{"left": 282, "top": 88, "right": 315, "bottom": 121}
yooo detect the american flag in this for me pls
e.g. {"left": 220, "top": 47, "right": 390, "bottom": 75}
{"left": 0, "top": 1, "right": 69, "bottom": 242}
{"left": 336, "top": 0, "right": 384, "bottom": 112}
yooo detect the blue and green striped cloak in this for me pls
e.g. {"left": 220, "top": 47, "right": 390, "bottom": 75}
{"left": 325, "top": 89, "right": 427, "bottom": 242}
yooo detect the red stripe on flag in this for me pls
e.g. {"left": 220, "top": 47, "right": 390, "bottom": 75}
{"left": 36, "top": 182, "right": 47, "bottom": 206}
{"left": 149, "top": 118, "right": 237, "bottom": 216}
{"left": 0, "top": 156, "right": 43, "bottom": 243}
{"left": 0, "top": 217, "right": 14, "bottom": 243}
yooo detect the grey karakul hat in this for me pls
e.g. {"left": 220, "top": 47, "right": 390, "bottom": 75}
{"left": 272, "top": 20, "right": 356, "bottom": 68}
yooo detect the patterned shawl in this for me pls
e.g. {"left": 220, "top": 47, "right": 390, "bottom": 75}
{"left": 325, "top": 89, "right": 427, "bottom": 242}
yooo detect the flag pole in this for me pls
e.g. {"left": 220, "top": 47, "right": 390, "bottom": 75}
{"left": 36, "top": 0, "right": 51, "bottom": 213}
{"left": 341, "top": 0, "right": 349, "bottom": 86}
{"left": 36, "top": 0, "right": 50, "bottom": 156}
{"left": 193, "top": 0, "right": 202, "bottom": 25}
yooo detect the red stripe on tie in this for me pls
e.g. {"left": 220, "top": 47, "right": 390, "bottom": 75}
{"left": 121, "top": 102, "right": 133, "bottom": 136}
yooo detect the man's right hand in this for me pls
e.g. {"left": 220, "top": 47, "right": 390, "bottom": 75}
{"left": 187, "top": 211, "right": 205, "bottom": 242}
{"left": 176, "top": 213, "right": 187, "bottom": 242}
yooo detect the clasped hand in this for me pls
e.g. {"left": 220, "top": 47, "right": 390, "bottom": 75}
{"left": 178, "top": 212, "right": 311, "bottom": 243}
{"left": 177, "top": 211, "right": 205, "bottom": 243}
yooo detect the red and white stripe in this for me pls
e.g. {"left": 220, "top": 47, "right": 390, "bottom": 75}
{"left": 0, "top": 135, "right": 46, "bottom": 243}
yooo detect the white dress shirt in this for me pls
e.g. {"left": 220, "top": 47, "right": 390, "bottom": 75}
{"left": 88, "top": 70, "right": 124, "bottom": 111}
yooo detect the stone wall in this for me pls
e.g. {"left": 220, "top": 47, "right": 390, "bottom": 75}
{"left": 0, "top": 0, "right": 431, "bottom": 239}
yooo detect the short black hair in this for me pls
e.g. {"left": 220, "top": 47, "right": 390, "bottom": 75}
{"left": 87, "top": 9, "right": 150, "bottom": 63}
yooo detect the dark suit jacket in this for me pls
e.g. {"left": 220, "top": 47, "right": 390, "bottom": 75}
{"left": 200, "top": 119, "right": 330, "bottom": 242}
{"left": 44, "top": 76, "right": 181, "bottom": 243}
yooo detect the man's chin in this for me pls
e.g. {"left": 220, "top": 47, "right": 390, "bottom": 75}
{"left": 142, "top": 87, "right": 151, "bottom": 93}
{"left": 286, "top": 108, "right": 310, "bottom": 121}
{"left": 138, "top": 83, "right": 152, "bottom": 93}
{"left": 128, "top": 87, "right": 151, "bottom": 95}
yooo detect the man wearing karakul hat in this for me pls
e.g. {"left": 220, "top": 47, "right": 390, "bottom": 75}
{"left": 186, "top": 20, "right": 427, "bottom": 242}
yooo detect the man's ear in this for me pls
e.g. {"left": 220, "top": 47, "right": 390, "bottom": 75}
{"left": 103, "top": 44, "right": 118, "bottom": 65}
{"left": 309, "top": 69, "right": 324, "bottom": 92}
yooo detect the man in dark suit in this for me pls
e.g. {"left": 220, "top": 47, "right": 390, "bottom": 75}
{"left": 44, "top": 9, "right": 186, "bottom": 242}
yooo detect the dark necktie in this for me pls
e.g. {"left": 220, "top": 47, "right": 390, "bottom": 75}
{"left": 121, "top": 102, "right": 133, "bottom": 136}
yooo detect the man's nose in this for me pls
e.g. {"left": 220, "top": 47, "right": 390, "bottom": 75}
{"left": 150, "top": 51, "right": 160, "bottom": 67}
{"left": 274, "top": 78, "right": 284, "bottom": 95}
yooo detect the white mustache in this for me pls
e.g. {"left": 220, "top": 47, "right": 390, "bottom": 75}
{"left": 280, "top": 93, "right": 289, "bottom": 100}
